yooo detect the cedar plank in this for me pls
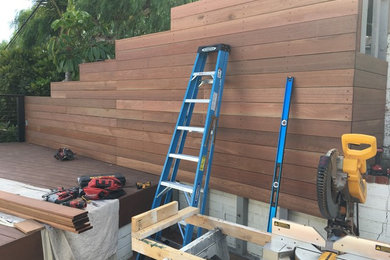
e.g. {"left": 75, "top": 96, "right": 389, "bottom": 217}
{"left": 170, "top": 0, "right": 253, "bottom": 20}
{"left": 355, "top": 52, "right": 388, "bottom": 75}
{"left": 81, "top": 52, "right": 356, "bottom": 82}
{"left": 171, "top": 0, "right": 333, "bottom": 31}
{"left": 353, "top": 69, "right": 387, "bottom": 89}
{"left": 117, "top": 15, "right": 357, "bottom": 60}
{"left": 0, "top": 191, "right": 86, "bottom": 219}
{"left": 87, "top": 33, "right": 356, "bottom": 74}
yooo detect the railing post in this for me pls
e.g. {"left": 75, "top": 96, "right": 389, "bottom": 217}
{"left": 16, "top": 95, "right": 25, "bottom": 142}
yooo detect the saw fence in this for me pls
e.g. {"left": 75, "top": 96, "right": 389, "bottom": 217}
{"left": 131, "top": 201, "right": 271, "bottom": 260}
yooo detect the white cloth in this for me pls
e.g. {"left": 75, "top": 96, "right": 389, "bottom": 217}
{"left": 41, "top": 199, "right": 119, "bottom": 260}
{"left": 0, "top": 177, "right": 50, "bottom": 199}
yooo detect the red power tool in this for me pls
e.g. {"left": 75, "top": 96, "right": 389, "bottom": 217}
{"left": 62, "top": 198, "right": 87, "bottom": 209}
{"left": 42, "top": 187, "right": 80, "bottom": 204}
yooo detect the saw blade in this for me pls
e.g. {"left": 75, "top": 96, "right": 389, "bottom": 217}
{"left": 317, "top": 149, "right": 340, "bottom": 219}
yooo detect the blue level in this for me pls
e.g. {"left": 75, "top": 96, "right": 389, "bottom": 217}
{"left": 267, "top": 76, "right": 294, "bottom": 233}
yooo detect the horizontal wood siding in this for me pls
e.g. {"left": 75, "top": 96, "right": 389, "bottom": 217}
{"left": 352, "top": 53, "right": 387, "bottom": 146}
{"left": 25, "top": 0, "right": 386, "bottom": 218}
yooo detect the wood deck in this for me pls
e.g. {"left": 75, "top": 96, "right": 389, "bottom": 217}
{"left": 0, "top": 142, "right": 159, "bottom": 260}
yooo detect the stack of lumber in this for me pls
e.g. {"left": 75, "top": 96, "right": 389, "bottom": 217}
{"left": 0, "top": 191, "right": 91, "bottom": 233}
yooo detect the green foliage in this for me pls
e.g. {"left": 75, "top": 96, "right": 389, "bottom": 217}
{"left": 76, "top": 0, "right": 196, "bottom": 39}
{"left": 0, "top": 47, "right": 62, "bottom": 96}
{"left": 12, "top": 0, "right": 68, "bottom": 49}
{"left": 0, "top": 122, "right": 17, "bottom": 143}
{"left": 48, "top": 0, "right": 113, "bottom": 79}
{"left": 2, "top": 0, "right": 197, "bottom": 88}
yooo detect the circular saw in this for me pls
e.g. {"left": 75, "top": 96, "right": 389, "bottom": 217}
{"left": 316, "top": 134, "right": 377, "bottom": 239}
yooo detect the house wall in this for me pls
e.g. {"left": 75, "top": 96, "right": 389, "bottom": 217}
{"left": 25, "top": 0, "right": 385, "bottom": 218}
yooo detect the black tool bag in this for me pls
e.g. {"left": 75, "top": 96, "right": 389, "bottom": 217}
{"left": 54, "top": 148, "right": 75, "bottom": 161}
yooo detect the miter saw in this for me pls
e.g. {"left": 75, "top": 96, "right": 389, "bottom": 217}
{"left": 263, "top": 134, "right": 390, "bottom": 260}
{"left": 317, "top": 133, "right": 376, "bottom": 240}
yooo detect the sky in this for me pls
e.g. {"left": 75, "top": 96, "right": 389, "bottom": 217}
{"left": 0, "top": 0, "right": 33, "bottom": 42}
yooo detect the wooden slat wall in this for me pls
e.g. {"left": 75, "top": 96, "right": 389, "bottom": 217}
{"left": 352, "top": 53, "right": 387, "bottom": 143}
{"left": 25, "top": 0, "right": 386, "bottom": 217}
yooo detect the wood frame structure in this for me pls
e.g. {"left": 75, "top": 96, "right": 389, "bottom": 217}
{"left": 132, "top": 202, "right": 390, "bottom": 260}
{"left": 131, "top": 201, "right": 271, "bottom": 260}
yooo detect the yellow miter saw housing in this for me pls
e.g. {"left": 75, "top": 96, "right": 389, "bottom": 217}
{"left": 317, "top": 133, "right": 377, "bottom": 239}
{"left": 341, "top": 134, "right": 377, "bottom": 203}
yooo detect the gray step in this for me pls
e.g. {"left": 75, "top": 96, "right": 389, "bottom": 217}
{"left": 185, "top": 99, "right": 210, "bottom": 103}
{"left": 161, "top": 181, "right": 194, "bottom": 193}
{"left": 192, "top": 71, "right": 215, "bottom": 81}
{"left": 177, "top": 126, "right": 205, "bottom": 134}
{"left": 169, "top": 153, "right": 199, "bottom": 162}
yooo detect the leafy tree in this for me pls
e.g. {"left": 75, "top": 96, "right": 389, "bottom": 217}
{"left": 12, "top": 0, "right": 68, "bottom": 49}
{"left": 76, "top": 0, "right": 197, "bottom": 39}
{"left": 0, "top": 47, "right": 62, "bottom": 96}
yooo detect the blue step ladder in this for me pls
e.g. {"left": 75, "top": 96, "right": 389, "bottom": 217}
{"left": 151, "top": 44, "right": 230, "bottom": 246}
{"left": 267, "top": 76, "right": 294, "bottom": 233}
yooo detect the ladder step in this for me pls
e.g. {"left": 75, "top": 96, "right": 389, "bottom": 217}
{"left": 169, "top": 153, "right": 199, "bottom": 162}
{"left": 185, "top": 99, "right": 210, "bottom": 104}
{"left": 161, "top": 181, "right": 194, "bottom": 193}
{"left": 177, "top": 126, "right": 205, "bottom": 133}
{"left": 192, "top": 71, "right": 215, "bottom": 80}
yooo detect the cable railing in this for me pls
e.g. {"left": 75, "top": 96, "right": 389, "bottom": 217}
{"left": 0, "top": 94, "right": 25, "bottom": 142}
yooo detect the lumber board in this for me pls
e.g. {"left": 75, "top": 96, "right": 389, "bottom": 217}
{"left": 25, "top": 104, "right": 66, "bottom": 114}
{"left": 114, "top": 114, "right": 349, "bottom": 138}
{"left": 353, "top": 87, "right": 386, "bottom": 105}
{"left": 52, "top": 86, "right": 354, "bottom": 104}
{"left": 26, "top": 110, "right": 118, "bottom": 127}
{"left": 26, "top": 96, "right": 116, "bottom": 109}
{"left": 352, "top": 103, "right": 385, "bottom": 121}
{"left": 185, "top": 214, "right": 271, "bottom": 246}
{"left": 51, "top": 80, "right": 117, "bottom": 91}
{"left": 119, "top": 15, "right": 358, "bottom": 61}
{"left": 116, "top": 0, "right": 358, "bottom": 51}
{"left": 81, "top": 52, "right": 356, "bottom": 82}
{"left": 0, "top": 205, "right": 90, "bottom": 233}
{"left": 115, "top": 100, "right": 351, "bottom": 121}
{"left": 171, "top": 0, "right": 252, "bottom": 20}
{"left": 27, "top": 118, "right": 116, "bottom": 137}
{"left": 132, "top": 207, "right": 199, "bottom": 239}
{"left": 352, "top": 119, "right": 384, "bottom": 135}
{"left": 27, "top": 125, "right": 116, "bottom": 149}
{"left": 353, "top": 70, "right": 387, "bottom": 89}
{"left": 171, "top": 0, "right": 333, "bottom": 31}
{"left": 132, "top": 201, "right": 178, "bottom": 233}
{"left": 0, "top": 225, "right": 25, "bottom": 240}
{"left": 0, "top": 199, "right": 83, "bottom": 226}
{"left": 85, "top": 33, "right": 356, "bottom": 75}
{"left": 14, "top": 219, "right": 44, "bottom": 234}
{"left": 132, "top": 237, "right": 203, "bottom": 260}
{"left": 0, "top": 191, "right": 86, "bottom": 219}
{"left": 355, "top": 52, "right": 388, "bottom": 75}
{"left": 112, "top": 70, "right": 355, "bottom": 91}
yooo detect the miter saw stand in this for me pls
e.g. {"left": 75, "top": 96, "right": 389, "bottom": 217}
{"left": 264, "top": 134, "right": 390, "bottom": 260}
